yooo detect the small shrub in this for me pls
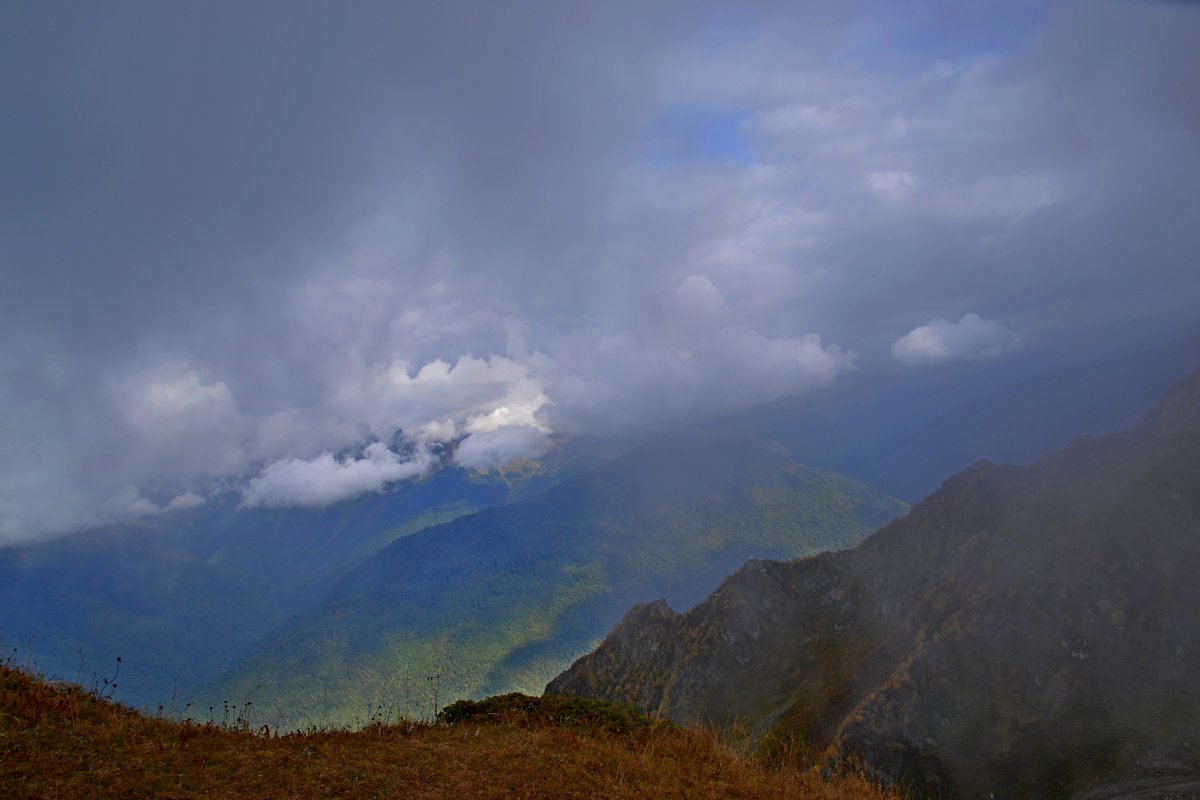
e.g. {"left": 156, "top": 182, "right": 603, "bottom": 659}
{"left": 438, "top": 692, "right": 669, "bottom": 734}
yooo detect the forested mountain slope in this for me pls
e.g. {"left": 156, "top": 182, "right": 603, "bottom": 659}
{"left": 0, "top": 454, "right": 585, "bottom": 706}
{"left": 199, "top": 428, "right": 904, "bottom": 728}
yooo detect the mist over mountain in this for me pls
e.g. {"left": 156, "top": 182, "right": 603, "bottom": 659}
{"left": 549, "top": 367, "right": 1200, "bottom": 798}
{"left": 0, "top": 452, "right": 602, "bottom": 705}
{"left": 193, "top": 428, "right": 903, "bottom": 728}
{"left": 3, "top": 329, "right": 1195, "bottom": 718}
{"left": 737, "top": 327, "right": 1200, "bottom": 501}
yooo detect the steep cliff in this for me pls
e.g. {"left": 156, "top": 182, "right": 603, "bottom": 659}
{"left": 548, "top": 368, "right": 1200, "bottom": 798}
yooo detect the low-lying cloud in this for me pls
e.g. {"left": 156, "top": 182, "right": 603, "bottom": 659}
{"left": 892, "top": 314, "right": 1023, "bottom": 367}
{"left": 122, "top": 489, "right": 206, "bottom": 517}
{"left": 454, "top": 426, "right": 552, "bottom": 471}
{"left": 241, "top": 444, "right": 435, "bottom": 510}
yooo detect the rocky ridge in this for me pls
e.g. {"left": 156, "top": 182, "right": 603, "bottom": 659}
{"left": 548, "top": 368, "right": 1200, "bottom": 799}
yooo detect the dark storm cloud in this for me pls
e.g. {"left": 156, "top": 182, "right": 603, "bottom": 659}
{"left": 2, "top": 1, "right": 1198, "bottom": 542}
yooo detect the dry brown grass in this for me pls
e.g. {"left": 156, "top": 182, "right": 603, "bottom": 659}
{"left": 1, "top": 664, "right": 895, "bottom": 799}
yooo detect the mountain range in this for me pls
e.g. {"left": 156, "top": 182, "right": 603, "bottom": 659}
{"left": 549, "top": 368, "right": 1200, "bottom": 798}
{"left": 0, "top": 456, "right": 587, "bottom": 705}
{"left": 2, "top": 330, "right": 1197, "bottom": 782}
{"left": 192, "top": 428, "right": 904, "bottom": 727}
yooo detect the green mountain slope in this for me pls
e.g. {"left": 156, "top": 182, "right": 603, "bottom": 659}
{"left": 0, "top": 443, "right": 612, "bottom": 707}
{"left": 196, "top": 428, "right": 905, "bottom": 728}
{"left": 549, "top": 368, "right": 1200, "bottom": 799}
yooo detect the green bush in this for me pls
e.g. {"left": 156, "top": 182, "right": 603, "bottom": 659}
{"left": 438, "top": 692, "right": 669, "bottom": 734}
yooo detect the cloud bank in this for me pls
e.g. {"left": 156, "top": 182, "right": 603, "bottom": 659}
{"left": 1, "top": 1, "right": 1198, "bottom": 543}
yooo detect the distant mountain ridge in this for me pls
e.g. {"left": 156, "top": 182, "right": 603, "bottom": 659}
{"left": 196, "top": 427, "right": 905, "bottom": 728}
{"left": 548, "top": 368, "right": 1200, "bottom": 799}
{"left": 7, "top": 329, "right": 1195, "bottom": 713}
{"left": 0, "top": 449, "right": 600, "bottom": 706}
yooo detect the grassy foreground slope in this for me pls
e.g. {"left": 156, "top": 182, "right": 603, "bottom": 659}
{"left": 200, "top": 428, "right": 905, "bottom": 728}
{"left": 0, "top": 664, "right": 894, "bottom": 800}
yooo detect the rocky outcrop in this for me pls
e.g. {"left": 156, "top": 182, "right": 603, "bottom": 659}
{"left": 548, "top": 368, "right": 1200, "bottom": 799}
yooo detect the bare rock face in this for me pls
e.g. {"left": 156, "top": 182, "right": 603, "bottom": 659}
{"left": 547, "top": 368, "right": 1200, "bottom": 799}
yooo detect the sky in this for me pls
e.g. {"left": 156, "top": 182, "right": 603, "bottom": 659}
{"left": 2, "top": 0, "right": 1199, "bottom": 545}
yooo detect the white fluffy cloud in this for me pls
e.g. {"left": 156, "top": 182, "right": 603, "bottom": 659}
{"left": 453, "top": 426, "right": 552, "bottom": 471}
{"left": 892, "top": 314, "right": 1023, "bottom": 367}
{"left": 345, "top": 355, "right": 553, "bottom": 442}
{"left": 241, "top": 443, "right": 434, "bottom": 509}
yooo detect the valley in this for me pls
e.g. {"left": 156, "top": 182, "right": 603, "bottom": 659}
{"left": 192, "top": 428, "right": 904, "bottom": 727}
